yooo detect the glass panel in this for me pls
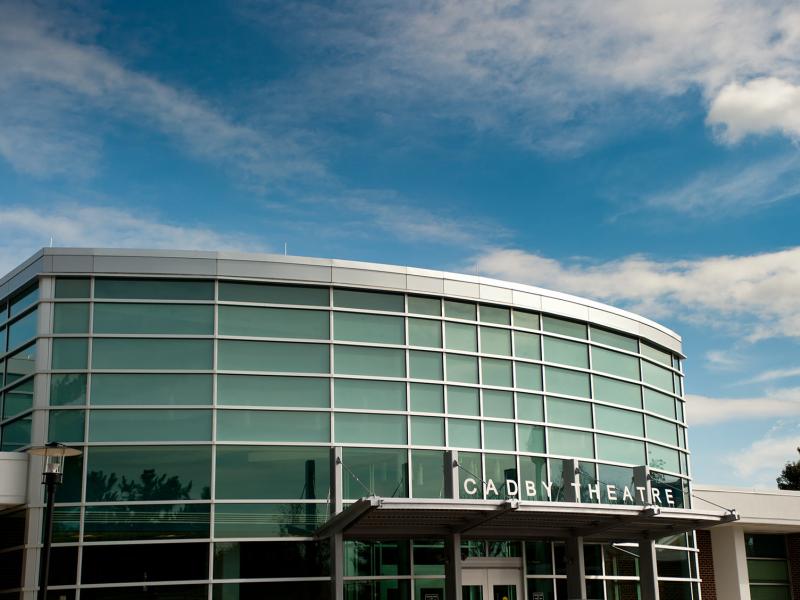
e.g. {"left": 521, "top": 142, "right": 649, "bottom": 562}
{"left": 83, "top": 504, "right": 210, "bottom": 541}
{"left": 748, "top": 560, "right": 790, "bottom": 582}
{"left": 517, "top": 392, "right": 544, "bottom": 421}
{"left": 647, "top": 415, "right": 678, "bottom": 446}
{"left": 5, "top": 344, "right": 36, "bottom": 382}
{"left": 444, "top": 300, "right": 476, "bottom": 320}
{"left": 409, "top": 318, "right": 442, "bottom": 347}
{"left": 593, "top": 376, "right": 642, "bottom": 409}
{"left": 657, "top": 548, "right": 691, "bottom": 578}
{"left": 341, "top": 448, "right": 408, "bottom": 498}
{"left": 545, "top": 366, "right": 590, "bottom": 398}
{"left": 218, "top": 375, "right": 329, "bottom": 408}
{"left": 519, "top": 456, "right": 547, "bottom": 500}
{"left": 514, "top": 331, "right": 540, "bottom": 360}
{"left": 643, "top": 388, "right": 676, "bottom": 418}
{"left": 648, "top": 444, "right": 680, "bottom": 473}
{"left": 591, "top": 327, "right": 638, "bottom": 352}
{"left": 641, "top": 342, "right": 672, "bottom": 366}
{"left": 86, "top": 446, "right": 211, "bottom": 501}
{"left": 9, "top": 286, "right": 37, "bottom": 317}
{"left": 89, "top": 409, "right": 211, "bottom": 442}
{"left": 344, "top": 539, "right": 410, "bottom": 576}
{"left": 543, "top": 337, "right": 588, "bottom": 368}
{"left": 491, "top": 584, "right": 517, "bottom": 600}
{"left": 484, "top": 421, "right": 515, "bottom": 451}
{"left": 482, "top": 358, "right": 512, "bottom": 386}
{"left": 411, "top": 416, "right": 444, "bottom": 446}
{"left": 547, "top": 397, "right": 592, "bottom": 427}
{"left": 0, "top": 416, "right": 31, "bottom": 451}
{"left": 55, "top": 278, "right": 90, "bottom": 298}
{"left": 481, "top": 326, "right": 511, "bottom": 355}
{"left": 746, "top": 534, "right": 788, "bottom": 558}
{"left": 219, "top": 306, "right": 328, "bottom": 338}
{"left": 336, "top": 413, "right": 406, "bottom": 445}
{"left": 334, "top": 345, "right": 404, "bottom": 377}
{"left": 333, "top": 289, "right": 404, "bottom": 312}
{"left": 53, "top": 303, "right": 90, "bottom": 334}
{"left": 410, "top": 383, "right": 443, "bottom": 413}
{"left": 94, "top": 278, "right": 214, "bottom": 300}
{"left": 549, "top": 428, "right": 594, "bottom": 458}
{"left": 52, "top": 506, "right": 80, "bottom": 542}
{"left": 213, "top": 581, "right": 331, "bottom": 599}
{"left": 480, "top": 305, "right": 510, "bottom": 325}
{"left": 650, "top": 472, "right": 687, "bottom": 508}
{"left": 7, "top": 311, "right": 37, "bottom": 348}
{"left": 335, "top": 378, "right": 405, "bottom": 411}
{"left": 48, "top": 409, "right": 84, "bottom": 443}
{"left": 484, "top": 389, "right": 513, "bottom": 418}
{"left": 92, "top": 374, "right": 212, "bottom": 405}
{"left": 411, "top": 450, "right": 445, "bottom": 498}
{"left": 447, "top": 386, "right": 479, "bottom": 415}
{"left": 642, "top": 360, "right": 674, "bottom": 392}
{"left": 334, "top": 312, "right": 404, "bottom": 344}
{"left": 595, "top": 405, "right": 644, "bottom": 436}
{"left": 597, "top": 434, "right": 645, "bottom": 465}
{"left": 526, "top": 542, "right": 553, "bottom": 574}
{"left": 448, "top": 418, "right": 480, "bottom": 448}
{"left": 215, "top": 446, "right": 330, "bottom": 499}
{"left": 52, "top": 338, "right": 88, "bottom": 369}
{"left": 542, "top": 316, "right": 586, "bottom": 339}
{"left": 515, "top": 362, "right": 542, "bottom": 391}
{"left": 219, "top": 282, "right": 328, "bottom": 305}
{"left": 446, "top": 354, "right": 478, "bottom": 383}
{"left": 93, "top": 339, "right": 212, "bottom": 370}
{"left": 484, "top": 453, "right": 517, "bottom": 498}
{"left": 591, "top": 346, "right": 639, "bottom": 380}
{"left": 50, "top": 373, "right": 86, "bottom": 406}
{"left": 215, "top": 503, "right": 328, "bottom": 537}
{"left": 217, "top": 410, "right": 329, "bottom": 442}
{"left": 408, "top": 295, "right": 440, "bottom": 316}
{"left": 52, "top": 454, "right": 83, "bottom": 501}
{"left": 598, "top": 464, "right": 636, "bottom": 504}
{"left": 213, "top": 540, "right": 330, "bottom": 579}
{"left": 458, "top": 452, "right": 482, "bottom": 499}
{"left": 410, "top": 350, "right": 443, "bottom": 380}
{"left": 219, "top": 340, "right": 328, "bottom": 373}
{"left": 513, "top": 309, "right": 539, "bottom": 330}
{"left": 94, "top": 303, "right": 214, "bottom": 334}
{"left": 2, "top": 378, "right": 33, "bottom": 418}
{"left": 445, "top": 322, "right": 477, "bottom": 351}
{"left": 518, "top": 424, "right": 545, "bottom": 452}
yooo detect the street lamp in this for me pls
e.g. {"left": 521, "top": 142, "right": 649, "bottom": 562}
{"left": 27, "top": 442, "right": 82, "bottom": 600}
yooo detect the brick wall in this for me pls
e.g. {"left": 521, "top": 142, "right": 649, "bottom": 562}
{"left": 787, "top": 533, "right": 800, "bottom": 600}
{"left": 696, "top": 530, "right": 717, "bottom": 600}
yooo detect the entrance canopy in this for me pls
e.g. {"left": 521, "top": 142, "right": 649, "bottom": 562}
{"left": 316, "top": 497, "right": 737, "bottom": 542}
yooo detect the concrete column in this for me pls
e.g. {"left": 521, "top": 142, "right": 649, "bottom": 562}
{"left": 565, "top": 536, "right": 587, "bottom": 600}
{"left": 444, "top": 532, "right": 462, "bottom": 600}
{"left": 638, "top": 539, "right": 660, "bottom": 600}
{"left": 444, "top": 450, "right": 459, "bottom": 499}
{"left": 710, "top": 526, "right": 751, "bottom": 600}
{"left": 633, "top": 465, "right": 652, "bottom": 506}
{"left": 330, "top": 447, "right": 344, "bottom": 600}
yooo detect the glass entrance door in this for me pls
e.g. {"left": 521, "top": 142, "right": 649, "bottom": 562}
{"left": 462, "top": 568, "right": 521, "bottom": 600}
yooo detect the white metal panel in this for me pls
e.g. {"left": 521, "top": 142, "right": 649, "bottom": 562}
{"left": 407, "top": 275, "right": 444, "bottom": 294}
{"left": 331, "top": 267, "right": 407, "bottom": 289}
{"left": 541, "top": 296, "right": 590, "bottom": 321}
{"left": 93, "top": 255, "right": 216, "bottom": 276}
{"left": 217, "top": 259, "right": 332, "bottom": 282}
{"left": 479, "top": 284, "right": 513, "bottom": 303}
{"left": 52, "top": 254, "right": 94, "bottom": 273}
{"left": 443, "top": 279, "right": 480, "bottom": 298}
{"left": 511, "top": 290, "right": 541, "bottom": 310}
{"left": 0, "top": 453, "right": 28, "bottom": 507}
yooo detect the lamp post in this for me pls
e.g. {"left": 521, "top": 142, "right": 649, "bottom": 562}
{"left": 27, "top": 443, "right": 82, "bottom": 600}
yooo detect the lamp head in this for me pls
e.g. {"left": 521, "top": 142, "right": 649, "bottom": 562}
{"left": 27, "top": 442, "right": 82, "bottom": 477}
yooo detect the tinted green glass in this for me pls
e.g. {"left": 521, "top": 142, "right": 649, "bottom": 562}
{"left": 92, "top": 374, "right": 212, "bottom": 405}
{"left": 220, "top": 340, "right": 328, "bottom": 373}
{"left": 642, "top": 361, "right": 674, "bottom": 392}
{"left": 2, "top": 379, "right": 32, "bottom": 418}
{"left": 481, "top": 326, "right": 511, "bottom": 355}
{"left": 447, "top": 386, "right": 479, "bottom": 415}
{"left": 591, "top": 347, "right": 639, "bottom": 380}
{"left": 518, "top": 424, "right": 545, "bottom": 452}
{"left": 484, "top": 421, "right": 515, "bottom": 451}
{"left": 9, "top": 285, "right": 37, "bottom": 317}
{"left": 55, "top": 278, "right": 90, "bottom": 298}
{"left": 50, "top": 373, "right": 87, "bottom": 406}
{"left": 408, "top": 296, "right": 440, "bottom": 316}
{"left": 516, "top": 362, "right": 542, "bottom": 391}
{"left": 83, "top": 504, "right": 210, "bottom": 541}
{"left": 412, "top": 450, "right": 445, "bottom": 498}
{"left": 333, "top": 289, "right": 404, "bottom": 312}
{"left": 7, "top": 310, "right": 37, "bottom": 350}
{"left": 647, "top": 416, "right": 678, "bottom": 446}
{"left": 598, "top": 464, "right": 636, "bottom": 504}
{"left": 445, "top": 322, "right": 476, "bottom": 351}
{"left": 648, "top": 443, "right": 680, "bottom": 473}
{"left": 335, "top": 413, "right": 406, "bottom": 444}
{"left": 94, "top": 303, "right": 213, "bottom": 334}
{"left": 446, "top": 354, "right": 478, "bottom": 383}
{"left": 93, "top": 339, "right": 212, "bottom": 370}
{"left": 549, "top": 428, "right": 594, "bottom": 458}
{"left": 342, "top": 447, "right": 408, "bottom": 498}
{"left": 86, "top": 445, "right": 210, "bottom": 501}
{"left": 410, "top": 383, "right": 443, "bottom": 413}
{"left": 459, "top": 452, "right": 483, "bottom": 499}
{"left": 53, "top": 303, "right": 89, "bottom": 334}
{"left": 480, "top": 305, "right": 510, "bottom": 325}
{"left": 0, "top": 416, "right": 31, "bottom": 450}
{"left": 51, "top": 506, "right": 79, "bottom": 542}
{"left": 545, "top": 367, "right": 590, "bottom": 398}
{"left": 218, "top": 375, "right": 328, "bottom": 408}
{"left": 482, "top": 358, "right": 512, "bottom": 387}
{"left": 215, "top": 446, "right": 330, "bottom": 500}
{"left": 344, "top": 539, "right": 411, "bottom": 576}
{"left": 674, "top": 373, "right": 683, "bottom": 396}
{"left": 220, "top": 306, "right": 328, "bottom": 338}
{"left": 95, "top": 278, "right": 213, "bottom": 300}
{"left": 89, "top": 409, "right": 211, "bottom": 442}
{"left": 484, "top": 453, "right": 517, "bottom": 498}
{"left": 335, "top": 378, "right": 405, "bottom": 410}
{"left": 448, "top": 418, "right": 480, "bottom": 448}
{"left": 748, "top": 560, "right": 790, "bottom": 583}
{"left": 597, "top": 435, "right": 645, "bottom": 465}
{"left": 48, "top": 410, "right": 84, "bottom": 443}
{"left": 409, "top": 350, "right": 443, "bottom": 380}
{"left": 641, "top": 343, "right": 672, "bottom": 366}
{"left": 643, "top": 388, "right": 675, "bottom": 418}
{"left": 213, "top": 540, "right": 331, "bottom": 579}
{"left": 593, "top": 376, "right": 642, "bottom": 409}
{"left": 676, "top": 401, "right": 685, "bottom": 423}
{"left": 217, "top": 410, "right": 329, "bottom": 442}
{"left": 6, "top": 344, "right": 36, "bottom": 382}
{"left": 411, "top": 416, "right": 444, "bottom": 446}
{"left": 55, "top": 455, "right": 83, "bottom": 503}
{"left": 444, "top": 300, "right": 476, "bottom": 320}
{"left": 542, "top": 316, "right": 587, "bottom": 339}
{"left": 334, "top": 345, "right": 404, "bottom": 377}
{"left": 547, "top": 397, "right": 592, "bottom": 428}
{"left": 591, "top": 327, "right": 638, "bottom": 352}
{"left": 525, "top": 540, "right": 552, "bottom": 572}
{"left": 334, "top": 312, "right": 404, "bottom": 344}
{"left": 595, "top": 405, "right": 644, "bottom": 436}
{"left": 514, "top": 331, "right": 541, "bottom": 360}
{"left": 517, "top": 393, "right": 544, "bottom": 421}
{"left": 513, "top": 310, "right": 539, "bottom": 330}
{"left": 219, "top": 282, "right": 328, "bottom": 305}
{"left": 484, "top": 390, "right": 514, "bottom": 418}
{"left": 215, "top": 503, "right": 328, "bottom": 537}
{"left": 408, "top": 318, "right": 441, "bottom": 347}
{"left": 52, "top": 338, "right": 88, "bottom": 369}
{"left": 544, "top": 336, "right": 588, "bottom": 369}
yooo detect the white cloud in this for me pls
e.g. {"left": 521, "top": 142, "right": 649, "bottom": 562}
{"left": 725, "top": 428, "right": 800, "bottom": 482}
{"left": 705, "top": 350, "right": 743, "bottom": 371}
{"left": 688, "top": 390, "right": 800, "bottom": 425}
{"left": 739, "top": 367, "right": 800, "bottom": 385}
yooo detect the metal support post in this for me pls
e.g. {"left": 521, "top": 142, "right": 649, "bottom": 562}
{"left": 638, "top": 538, "right": 660, "bottom": 600}
{"left": 444, "top": 450, "right": 459, "bottom": 499}
{"left": 444, "top": 532, "right": 462, "bottom": 600}
{"left": 38, "top": 472, "right": 60, "bottom": 600}
{"left": 633, "top": 465, "right": 652, "bottom": 506}
{"left": 330, "top": 447, "right": 344, "bottom": 600}
{"left": 565, "top": 535, "right": 587, "bottom": 600}
{"left": 563, "top": 458, "right": 581, "bottom": 503}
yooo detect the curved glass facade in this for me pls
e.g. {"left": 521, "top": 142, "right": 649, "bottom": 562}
{"left": 0, "top": 257, "right": 701, "bottom": 600}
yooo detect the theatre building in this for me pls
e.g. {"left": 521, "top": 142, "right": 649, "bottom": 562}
{"left": 0, "top": 248, "right": 748, "bottom": 599}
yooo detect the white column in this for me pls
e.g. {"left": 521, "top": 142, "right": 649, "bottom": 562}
{"left": 638, "top": 539, "right": 660, "bottom": 600}
{"left": 710, "top": 526, "right": 751, "bottom": 600}
{"left": 565, "top": 536, "right": 587, "bottom": 599}
{"left": 330, "top": 447, "right": 344, "bottom": 600}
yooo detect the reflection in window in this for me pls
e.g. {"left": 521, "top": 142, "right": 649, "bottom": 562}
{"left": 219, "top": 282, "right": 328, "bottom": 305}
{"left": 217, "top": 410, "right": 329, "bottom": 442}
{"left": 342, "top": 448, "right": 408, "bottom": 498}
{"left": 219, "top": 305, "right": 328, "bottom": 338}
{"left": 334, "top": 312, "right": 403, "bottom": 344}
{"left": 333, "top": 289, "right": 404, "bottom": 312}
{"left": 94, "top": 303, "right": 213, "bottom": 334}
{"left": 94, "top": 278, "right": 213, "bottom": 300}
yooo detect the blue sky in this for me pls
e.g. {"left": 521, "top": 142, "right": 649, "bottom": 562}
{"left": 2, "top": 0, "right": 800, "bottom": 488}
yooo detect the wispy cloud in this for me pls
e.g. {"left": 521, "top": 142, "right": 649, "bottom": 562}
{"left": 705, "top": 350, "right": 743, "bottom": 371}
{"left": 739, "top": 367, "right": 800, "bottom": 385}
{"left": 689, "top": 390, "right": 800, "bottom": 425}
{"left": 724, "top": 423, "right": 800, "bottom": 485}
